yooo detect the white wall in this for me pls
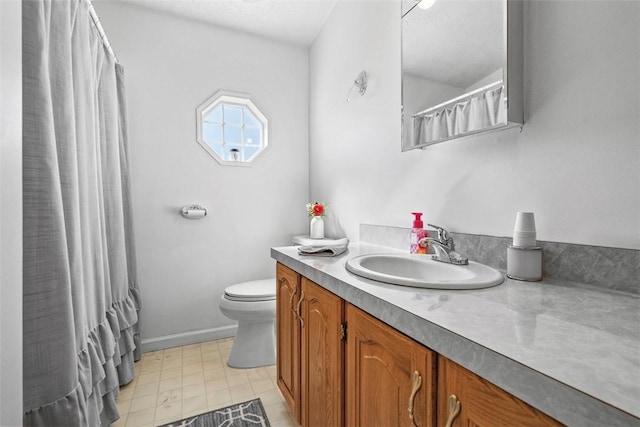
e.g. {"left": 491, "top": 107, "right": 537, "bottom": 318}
{"left": 310, "top": 0, "right": 639, "bottom": 250}
{"left": 0, "top": 0, "right": 23, "bottom": 423}
{"left": 464, "top": 68, "right": 503, "bottom": 93}
{"left": 96, "top": 2, "right": 309, "bottom": 349}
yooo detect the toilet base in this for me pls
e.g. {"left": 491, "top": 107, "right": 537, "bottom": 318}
{"left": 228, "top": 321, "right": 276, "bottom": 368}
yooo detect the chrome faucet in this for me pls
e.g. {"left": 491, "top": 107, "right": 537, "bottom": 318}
{"left": 418, "top": 224, "right": 469, "bottom": 265}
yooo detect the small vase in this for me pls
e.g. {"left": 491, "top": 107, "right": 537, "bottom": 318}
{"left": 310, "top": 216, "right": 325, "bottom": 239}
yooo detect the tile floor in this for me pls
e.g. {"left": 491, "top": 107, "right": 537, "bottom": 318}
{"left": 113, "top": 338, "right": 298, "bottom": 427}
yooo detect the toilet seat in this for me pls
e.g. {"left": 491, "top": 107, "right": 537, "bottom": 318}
{"left": 224, "top": 279, "right": 275, "bottom": 302}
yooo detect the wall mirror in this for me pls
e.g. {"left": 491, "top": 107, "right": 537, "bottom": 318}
{"left": 196, "top": 90, "right": 269, "bottom": 166}
{"left": 401, "top": 0, "right": 522, "bottom": 151}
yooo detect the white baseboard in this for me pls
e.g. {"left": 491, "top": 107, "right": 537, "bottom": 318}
{"left": 141, "top": 325, "right": 237, "bottom": 353}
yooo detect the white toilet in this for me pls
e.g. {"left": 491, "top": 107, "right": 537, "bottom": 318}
{"left": 219, "top": 278, "right": 276, "bottom": 368}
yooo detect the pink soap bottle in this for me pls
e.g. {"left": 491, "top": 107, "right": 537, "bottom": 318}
{"left": 410, "top": 212, "right": 427, "bottom": 254}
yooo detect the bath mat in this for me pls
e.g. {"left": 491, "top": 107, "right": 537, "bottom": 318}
{"left": 157, "top": 398, "right": 270, "bottom": 427}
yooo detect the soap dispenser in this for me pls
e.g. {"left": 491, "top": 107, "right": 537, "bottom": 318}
{"left": 410, "top": 212, "right": 427, "bottom": 254}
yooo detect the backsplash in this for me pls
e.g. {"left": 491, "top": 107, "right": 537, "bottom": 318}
{"left": 360, "top": 224, "right": 640, "bottom": 295}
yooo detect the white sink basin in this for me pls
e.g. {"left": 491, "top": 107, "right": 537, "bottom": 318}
{"left": 345, "top": 253, "right": 504, "bottom": 290}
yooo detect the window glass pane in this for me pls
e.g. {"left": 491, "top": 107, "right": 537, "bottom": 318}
{"left": 197, "top": 93, "right": 268, "bottom": 165}
{"left": 245, "top": 127, "right": 261, "bottom": 146}
{"left": 203, "top": 123, "right": 222, "bottom": 143}
{"left": 224, "top": 125, "right": 242, "bottom": 144}
{"left": 244, "top": 146, "right": 260, "bottom": 160}
{"left": 224, "top": 105, "right": 242, "bottom": 124}
{"left": 206, "top": 141, "right": 224, "bottom": 160}
{"left": 244, "top": 108, "right": 260, "bottom": 126}
{"left": 203, "top": 105, "right": 222, "bottom": 123}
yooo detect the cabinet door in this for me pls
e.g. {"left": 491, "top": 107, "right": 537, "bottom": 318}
{"left": 276, "top": 263, "right": 301, "bottom": 423}
{"left": 437, "top": 356, "right": 562, "bottom": 427}
{"left": 301, "top": 278, "right": 344, "bottom": 427}
{"left": 346, "top": 304, "right": 436, "bottom": 427}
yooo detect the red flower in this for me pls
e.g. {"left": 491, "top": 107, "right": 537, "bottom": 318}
{"left": 307, "top": 202, "right": 326, "bottom": 217}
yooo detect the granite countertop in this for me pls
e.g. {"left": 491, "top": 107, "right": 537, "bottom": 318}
{"left": 271, "top": 242, "right": 640, "bottom": 426}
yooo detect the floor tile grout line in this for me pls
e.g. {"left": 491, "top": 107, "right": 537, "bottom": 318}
{"left": 114, "top": 337, "right": 296, "bottom": 427}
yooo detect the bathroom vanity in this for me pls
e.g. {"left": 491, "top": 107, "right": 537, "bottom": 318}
{"left": 272, "top": 242, "right": 640, "bottom": 426}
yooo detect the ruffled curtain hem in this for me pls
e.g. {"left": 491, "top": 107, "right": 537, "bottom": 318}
{"left": 412, "top": 85, "right": 507, "bottom": 147}
{"left": 24, "top": 287, "right": 141, "bottom": 427}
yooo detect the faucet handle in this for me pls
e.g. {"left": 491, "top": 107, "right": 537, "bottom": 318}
{"left": 427, "top": 224, "right": 449, "bottom": 242}
{"left": 427, "top": 224, "right": 455, "bottom": 251}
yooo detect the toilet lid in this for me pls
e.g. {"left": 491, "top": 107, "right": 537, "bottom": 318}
{"left": 224, "top": 279, "right": 276, "bottom": 302}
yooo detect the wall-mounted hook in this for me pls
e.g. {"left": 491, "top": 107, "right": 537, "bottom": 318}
{"left": 346, "top": 71, "right": 368, "bottom": 102}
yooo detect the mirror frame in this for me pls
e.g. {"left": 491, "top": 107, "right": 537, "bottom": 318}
{"left": 401, "top": 0, "right": 523, "bottom": 150}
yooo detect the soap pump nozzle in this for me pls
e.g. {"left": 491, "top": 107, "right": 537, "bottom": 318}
{"left": 411, "top": 212, "right": 423, "bottom": 229}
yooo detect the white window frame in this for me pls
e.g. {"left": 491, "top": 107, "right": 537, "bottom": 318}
{"left": 196, "top": 90, "right": 269, "bottom": 166}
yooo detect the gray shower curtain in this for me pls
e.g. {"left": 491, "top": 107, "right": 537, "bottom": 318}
{"left": 22, "top": 0, "right": 141, "bottom": 425}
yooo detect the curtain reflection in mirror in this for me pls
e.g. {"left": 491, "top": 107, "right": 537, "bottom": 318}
{"left": 411, "top": 82, "right": 506, "bottom": 147}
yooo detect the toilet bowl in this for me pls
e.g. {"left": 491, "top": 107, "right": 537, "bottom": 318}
{"left": 219, "top": 279, "right": 276, "bottom": 368}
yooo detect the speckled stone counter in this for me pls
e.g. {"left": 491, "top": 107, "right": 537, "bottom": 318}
{"left": 271, "top": 242, "right": 640, "bottom": 426}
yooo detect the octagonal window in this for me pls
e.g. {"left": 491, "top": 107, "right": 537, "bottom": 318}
{"left": 196, "top": 91, "right": 268, "bottom": 166}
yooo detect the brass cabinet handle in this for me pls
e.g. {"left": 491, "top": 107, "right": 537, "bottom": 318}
{"left": 295, "top": 289, "right": 305, "bottom": 327}
{"left": 288, "top": 281, "right": 297, "bottom": 315}
{"left": 444, "top": 394, "right": 461, "bottom": 427}
{"left": 408, "top": 370, "right": 422, "bottom": 427}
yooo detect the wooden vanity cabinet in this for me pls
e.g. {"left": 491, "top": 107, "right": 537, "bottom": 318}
{"left": 277, "top": 263, "right": 563, "bottom": 427}
{"left": 276, "top": 263, "right": 344, "bottom": 427}
{"left": 437, "top": 356, "right": 562, "bottom": 427}
{"left": 300, "top": 277, "right": 344, "bottom": 427}
{"left": 346, "top": 304, "right": 436, "bottom": 427}
{"left": 276, "top": 263, "right": 301, "bottom": 422}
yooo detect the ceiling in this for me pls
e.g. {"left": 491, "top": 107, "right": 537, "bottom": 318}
{"left": 99, "top": 0, "right": 340, "bottom": 47}
{"left": 96, "top": 0, "right": 502, "bottom": 87}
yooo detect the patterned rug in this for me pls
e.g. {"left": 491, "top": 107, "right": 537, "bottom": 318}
{"left": 157, "top": 398, "right": 270, "bottom": 427}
